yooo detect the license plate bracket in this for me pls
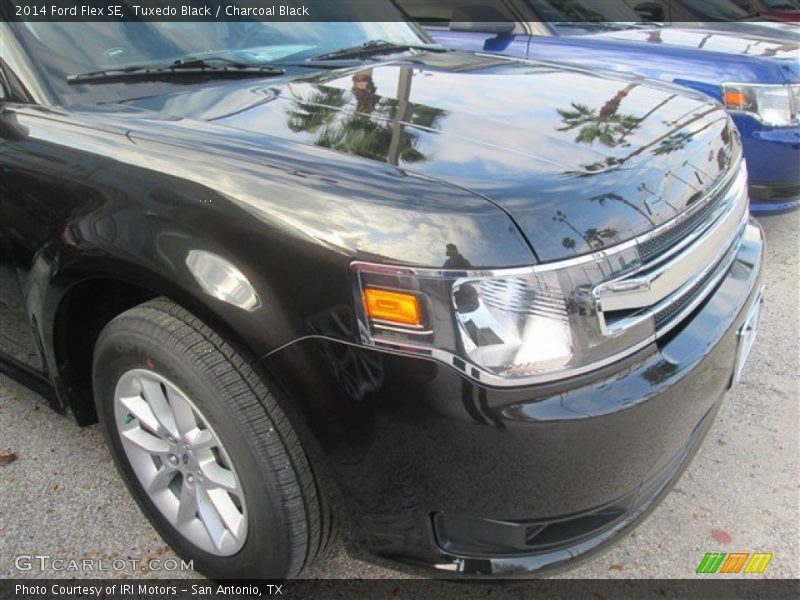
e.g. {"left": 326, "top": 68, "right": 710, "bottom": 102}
{"left": 732, "top": 285, "right": 765, "bottom": 385}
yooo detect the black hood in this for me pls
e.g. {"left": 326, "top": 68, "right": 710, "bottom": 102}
{"left": 121, "top": 52, "right": 740, "bottom": 262}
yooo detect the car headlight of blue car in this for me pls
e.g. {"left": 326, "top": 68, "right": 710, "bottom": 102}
{"left": 723, "top": 82, "right": 800, "bottom": 127}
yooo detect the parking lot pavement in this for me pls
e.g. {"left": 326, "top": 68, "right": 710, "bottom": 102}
{"left": 0, "top": 213, "right": 797, "bottom": 582}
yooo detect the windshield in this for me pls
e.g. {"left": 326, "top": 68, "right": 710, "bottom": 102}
{"left": 528, "top": 0, "right": 651, "bottom": 34}
{"left": 13, "top": 9, "right": 426, "bottom": 103}
{"left": 676, "top": 0, "right": 755, "bottom": 19}
{"left": 530, "top": 0, "right": 642, "bottom": 21}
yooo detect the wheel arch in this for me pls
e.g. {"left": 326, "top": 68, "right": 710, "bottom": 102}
{"left": 42, "top": 258, "right": 296, "bottom": 426}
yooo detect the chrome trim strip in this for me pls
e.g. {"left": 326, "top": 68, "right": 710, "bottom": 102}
{"left": 264, "top": 329, "right": 656, "bottom": 388}
{"left": 372, "top": 321, "right": 434, "bottom": 336}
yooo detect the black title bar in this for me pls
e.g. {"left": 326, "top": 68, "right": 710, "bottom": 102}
{"left": 0, "top": 0, "right": 786, "bottom": 22}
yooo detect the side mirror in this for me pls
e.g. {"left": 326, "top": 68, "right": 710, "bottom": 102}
{"left": 450, "top": 5, "right": 516, "bottom": 35}
{"left": 633, "top": 2, "right": 666, "bottom": 21}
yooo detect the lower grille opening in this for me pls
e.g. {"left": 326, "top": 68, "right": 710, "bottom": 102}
{"left": 522, "top": 505, "right": 628, "bottom": 550}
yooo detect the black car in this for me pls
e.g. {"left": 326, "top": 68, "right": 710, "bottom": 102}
{"left": 0, "top": 12, "right": 765, "bottom": 578}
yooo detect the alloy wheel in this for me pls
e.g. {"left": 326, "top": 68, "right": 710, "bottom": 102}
{"left": 113, "top": 369, "right": 248, "bottom": 556}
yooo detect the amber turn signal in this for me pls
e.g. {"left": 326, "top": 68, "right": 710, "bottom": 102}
{"left": 724, "top": 90, "right": 747, "bottom": 108}
{"left": 363, "top": 288, "right": 422, "bottom": 327}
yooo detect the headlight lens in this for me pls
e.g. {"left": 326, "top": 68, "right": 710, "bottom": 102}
{"left": 723, "top": 83, "right": 800, "bottom": 127}
{"left": 351, "top": 245, "right": 655, "bottom": 386}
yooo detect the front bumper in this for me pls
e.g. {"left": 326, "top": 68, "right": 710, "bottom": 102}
{"left": 264, "top": 222, "right": 765, "bottom": 576}
{"left": 749, "top": 181, "right": 800, "bottom": 215}
{"left": 734, "top": 116, "right": 800, "bottom": 214}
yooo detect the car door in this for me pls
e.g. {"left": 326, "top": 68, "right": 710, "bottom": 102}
{"left": 0, "top": 61, "right": 45, "bottom": 374}
{"left": 396, "top": 0, "right": 533, "bottom": 57}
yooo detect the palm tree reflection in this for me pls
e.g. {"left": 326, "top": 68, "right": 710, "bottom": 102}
{"left": 557, "top": 84, "right": 642, "bottom": 148}
{"left": 557, "top": 87, "right": 691, "bottom": 177}
{"left": 285, "top": 67, "right": 447, "bottom": 166}
{"left": 563, "top": 107, "right": 721, "bottom": 178}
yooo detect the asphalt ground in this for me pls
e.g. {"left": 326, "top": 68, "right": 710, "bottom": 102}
{"left": 0, "top": 212, "right": 797, "bottom": 584}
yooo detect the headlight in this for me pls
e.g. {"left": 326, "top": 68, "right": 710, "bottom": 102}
{"left": 350, "top": 244, "right": 654, "bottom": 386}
{"left": 723, "top": 83, "right": 800, "bottom": 127}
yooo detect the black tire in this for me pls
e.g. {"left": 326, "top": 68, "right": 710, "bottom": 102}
{"left": 92, "top": 297, "right": 327, "bottom": 579}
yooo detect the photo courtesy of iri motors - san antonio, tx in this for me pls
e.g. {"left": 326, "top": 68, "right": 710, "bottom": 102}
{"left": 13, "top": 583, "right": 282, "bottom": 596}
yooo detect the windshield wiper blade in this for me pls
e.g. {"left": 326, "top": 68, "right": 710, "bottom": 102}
{"left": 67, "top": 57, "right": 285, "bottom": 85}
{"left": 311, "top": 39, "right": 446, "bottom": 61}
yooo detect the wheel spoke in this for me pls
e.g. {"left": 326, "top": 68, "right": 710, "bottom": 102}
{"left": 176, "top": 481, "right": 198, "bottom": 525}
{"left": 187, "top": 428, "right": 215, "bottom": 451}
{"left": 121, "top": 427, "right": 171, "bottom": 454}
{"left": 199, "top": 460, "right": 238, "bottom": 494}
{"left": 207, "top": 487, "right": 246, "bottom": 541}
{"left": 196, "top": 485, "right": 228, "bottom": 550}
{"left": 147, "top": 465, "right": 176, "bottom": 493}
{"left": 119, "top": 395, "right": 162, "bottom": 436}
{"left": 166, "top": 386, "right": 197, "bottom": 436}
{"left": 140, "top": 378, "right": 179, "bottom": 438}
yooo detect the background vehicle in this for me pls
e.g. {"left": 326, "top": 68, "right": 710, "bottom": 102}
{"left": 1, "top": 12, "right": 764, "bottom": 578}
{"left": 402, "top": 0, "right": 800, "bottom": 213}
{"left": 624, "top": 0, "right": 800, "bottom": 33}
{"left": 628, "top": 0, "right": 770, "bottom": 21}
{"left": 619, "top": 0, "right": 800, "bottom": 56}
{"left": 664, "top": 0, "right": 800, "bottom": 21}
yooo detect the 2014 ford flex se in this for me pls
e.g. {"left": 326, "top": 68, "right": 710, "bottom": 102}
{"left": 0, "top": 14, "right": 764, "bottom": 578}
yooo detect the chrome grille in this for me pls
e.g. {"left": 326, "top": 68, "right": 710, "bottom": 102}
{"left": 593, "top": 162, "right": 748, "bottom": 337}
{"left": 652, "top": 235, "right": 741, "bottom": 330}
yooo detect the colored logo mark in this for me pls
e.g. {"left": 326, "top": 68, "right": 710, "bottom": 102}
{"left": 696, "top": 552, "right": 773, "bottom": 574}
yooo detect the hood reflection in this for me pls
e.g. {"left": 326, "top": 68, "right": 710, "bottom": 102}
{"left": 285, "top": 66, "right": 448, "bottom": 166}
{"left": 123, "top": 51, "right": 738, "bottom": 262}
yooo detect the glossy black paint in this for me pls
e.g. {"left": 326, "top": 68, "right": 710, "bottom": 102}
{"left": 0, "top": 34, "right": 761, "bottom": 575}
{"left": 0, "top": 50, "right": 739, "bottom": 388}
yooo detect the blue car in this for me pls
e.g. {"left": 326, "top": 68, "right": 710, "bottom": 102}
{"left": 397, "top": 0, "right": 800, "bottom": 213}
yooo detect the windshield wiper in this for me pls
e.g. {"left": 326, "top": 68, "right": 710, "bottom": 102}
{"left": 311, "top": 39, "right": 446, "bottom": 61}
{"left": 67, "top": 57, "right": 285, "bottom": 85}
